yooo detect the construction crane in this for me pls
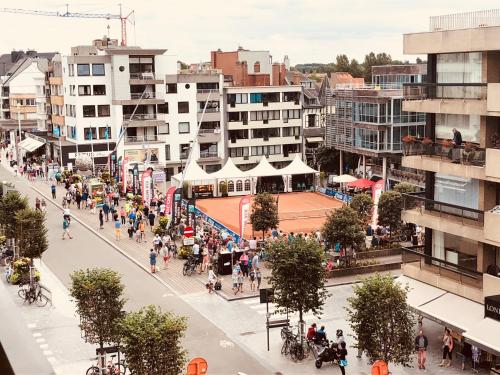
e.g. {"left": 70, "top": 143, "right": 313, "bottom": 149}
{"left": 0, "top": 4, "right": 134, "bottom": 46}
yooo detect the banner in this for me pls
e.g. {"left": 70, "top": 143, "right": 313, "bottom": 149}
{"left": 165, "top": 186, "right": 176, "bottom": 215}
{"left": 187, "top": 198, "right": 196, "bottom": 229}
{"left": 239, "top": 195, "right": 251, "bottom": 238}
{"left": 172, "top": 188, "right": 183, "bottom": 225}
{"left": 141, "top": 169, "right": 153, "bottom": 206}
{"left": 122, "top": 156, "right": 129, "bottom": 193}
{"left": 371, "top": 179, "right": 385, "bottom": 228}
{"left": 132, "top": 164, "right": 140, "bottom": 195}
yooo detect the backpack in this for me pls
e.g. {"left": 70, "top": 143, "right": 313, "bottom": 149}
{"left": 214, "top": 281, "right": 222, "bottom": 290}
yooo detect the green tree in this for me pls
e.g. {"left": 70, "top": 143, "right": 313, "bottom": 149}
{"left": 315, "top": 146, "right": 338, "bottom": 172}
{"left": 393, "top": 182, "right": 417, "bottom": 195}
{"left": 350, "top": 193, "right": 373, "bottom": 225}
{"left": 70, "top": 268, "right": 125, "bottom": 371}
{"left": 153, "top": 216, "right": 170, "bottom": 237}
{"left": 322, "top": 205, "right": 365, "bottom": 254}
{"left": 349, "top": 58, "right": 363, "bottom": 78}
{"left": 362, "top": 52, "right": 394, "bottom": 82}
{"left": 0, "top": 191, "right": 28, "bottom": 238}
{"left": 335, "top": 54, "right": 351, "bottom": 72}
{"left": 346, "top": 274, "right": 415, "bottom": 368}
{"left": 250, "top": 192, "right": 279, "bottom": 237}
{"left": 377, "top": 191, "right": 403, "bottom": 237}
{"left": 15, "top": 208, "right": 48, "bottom": 259}
{"left": 267, "top": 237, "right": 328, "bottom": 344}
{"left": 120, "top": 305, "right": 187, "bottom": 375}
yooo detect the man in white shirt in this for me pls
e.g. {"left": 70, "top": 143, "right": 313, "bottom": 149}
{"left": 249, "top": 237, "right": 257, "bottom": 251}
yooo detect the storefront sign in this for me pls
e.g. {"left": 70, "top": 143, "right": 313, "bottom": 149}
{"left": 485, "top": 295, "right": 500, "bottom": 321}
{"left": 152, "top": 171, "right": 166, "bottom": 183}
{"left": 68, "top": 151, "right": 110, "bottom": 159}
{"left": 124, "top": 148, "right": 159, "bottom": 163}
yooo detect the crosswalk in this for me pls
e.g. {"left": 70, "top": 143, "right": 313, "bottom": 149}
{"left": 241, "top": 298, "right": 321, "bottom": 324}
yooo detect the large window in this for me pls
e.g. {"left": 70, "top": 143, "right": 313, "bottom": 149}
{"left": 252, "top": 128, "right": 280, "bottom": 138}
{"left": 157, "top": 103, "right": 168, "bottom": 114}
{"left": 432, "top": 231, "right": 478, "bottom": 272}
{"left": 158, "top": 123, "right": 169, "bottom": 134}
{"left": 434, "top": 173, "right": 479, "bottom": 211}
{"left": 78, "top": 85, "right": 91, "bottom": 96}
{"left": 392, "top": 99, "right": 425, "bottom": 123}
{"left": 93, "top": 85, "right": 106, "bottom": 95}
{"left": 228, "top": 93, "right": 248, "bottom": 104}
{"left": 178, "top": 102, "right": 189, "bottom": 114}
{"left": 250, "top": 93, "right": 263, "bottom": 103}
{"left": 282, "top": 109, "right": 301, "bottom": 120}
{"left": 68, "top": 64, "right": 74, "bottom": 77}
{"left": 82, "top": 105, "right": 96, "bottom": 117}
{"left": 97, "top": 105, "right": 110, "bottom": 117}
{"left": 436, "top": 114, "right": 480, "bottom": 143}
{"left": 165, "top": 145, "right": 171, "bottom": 160}
{"left": 98, "top": 127, "right": 111, "bottom": 139}
{"left": 250, "top": 110, "right": 280, "bottom": 121}
{"left": 129, "top": 56, "right": 154, "bottom": 75}
{"left": 199, "top": 143, "right": 218, "bottom": 158}
{"left": 179, "top": 122, "right": 190, "bottom": 134}
{"left": 353, "top": 102, "right": 389, "bottom": 124}
{"left": 251, "top": 145, "right": 281, "bottom": 156}
{"left": 437, "top": 52, "right": 482, "bottom": 98}
{"left": 166, "top": 83, "right": 177, "bottom": 94}
{"left": 69, "top": 85, "right": 75, "bottom": 96}
{"left": 229, "top": 147, "right": 249, "bottom": 157}
{"left": 282, "top": 127, "right": 301, "bottom": 137}
{"left": 84, "top": 127, "right": 97, "bottom": 140}
{"left": 77, "top": 64, "right": 90, "bottom": 76}
{"left": 392, "top": 125, "right": 425, "bottom": 151}
{"left": 92, "top": 64, "right": 105, "bottom": 76}
{"left": 354, "top": 128, "right": 386, "bottom": 151}
{"left": 179, "top": 144, "right": 190, "bottom": 159}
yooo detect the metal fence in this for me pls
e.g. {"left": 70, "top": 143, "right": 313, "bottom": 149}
{"left": 430, "top": 9, "right": 500, "bottom": 31}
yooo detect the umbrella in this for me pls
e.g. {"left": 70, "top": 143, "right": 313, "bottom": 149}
{"left": 332, "top": 174, "right": 358, "bottom": 183}
{"left": 348, "top": 178, "right": 375, "bottom": 189}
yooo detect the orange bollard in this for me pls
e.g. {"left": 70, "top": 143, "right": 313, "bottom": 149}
{"left": 187, "top": 357, "right": 208, "bottom": 375}
{"left": 371, "top": 359, "right": 389, "bottom": 375}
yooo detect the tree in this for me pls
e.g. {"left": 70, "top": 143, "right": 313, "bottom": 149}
{"left": 346, "top": 274, "right": 415, "bottom": 368}
{"left": 377, "top": 191, "right": 403, "bottom": 237}
{"left": 315, "top": 146, "right": 339, "bottom": 172}
{"left": 322, "top": 205, "right": 365, "bottom": 254}
{"left": 250, "top": 192, "right": 279, "bottom": 237}
{"left": 120, "top": 305, "right": 187, "bottom": 375}
{"left": 15, "top": 208, "right": 48, "bottom": 259}
{"left": 349, "top": 58, "right": 363, "bottom": 78}
{"left": 335, "top": 54, "right": 351, "bottom": 72}
{"left": 362, "top": 52, "right": 394, "bottom": 82}
{"left": 393, "top": 182, "right": 417, "bottom": 195}
{"left": 350, "top": 193, "right": 373, "bottom": 224}
{"left": 70, "top": 268, "right": 125, "bottom": 371}
{"left": 267, "top": 237, "right": 328, "bottom": 344}
{"left": 0, "top": 191, "right": 28, "bottom": 238}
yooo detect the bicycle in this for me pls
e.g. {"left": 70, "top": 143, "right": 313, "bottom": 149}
{"left": 182, "top": 256, "right": 198, "bottom": 276}
{"left": 18, "top": 281, "right": 52, "bottom": 307}
{"left": 86, "top": 354, "right": 120, "bottom": 375}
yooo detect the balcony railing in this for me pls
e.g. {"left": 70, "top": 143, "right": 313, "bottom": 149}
{"left": 199, "top": 128, "right": 221, "bottom": 134}
{"left": 129, "top": 72, "right": 157, "bottom": 80}
{"left": 125, "top": 135, "right": 159, "bottom": 143}
{"left": 130, "top": 92, "right": 158, "bottom": 99}
{"left": 403, "top": 83, "right": 487, "bottom": 100}
{"left": 402, "top": 192, "right": 484, "bottom": 225}
{"left": 199, "top": 151, "right": 218, "bottom": 159}
{"left": 196, "top": 89, "right": 219, "bottom": 94}
{"left": 403, "top": 139, "right": 486, "bottom": 167}
{"left": 402, "top": 247, "right": 483, "bottom": 289}
{"left": 123, "top": 113, "right": 157, "bottom": 121}
{"left": 429, "top": 9, "right": 500, "bottom": 32}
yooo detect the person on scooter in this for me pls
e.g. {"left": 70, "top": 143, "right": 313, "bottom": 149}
{"left": 307, "top": 323, "right": 317, "bottom": 341}
{"left": 314, "top": 326, "right": 327, "bottom": 345}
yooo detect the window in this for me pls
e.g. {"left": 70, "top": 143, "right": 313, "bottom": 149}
{"left": 98, "top": 127, "right": 111, "bottom": 139}
{"left": 244, "top": 179, "right": 251, "bottom": 191}
{"left": 97, "top": 105, "right": 110, "bottom": 117}
{"left": 250, "top": 110, "right": 280, "bottom": 121}
{"left": 205, "top": 164, "right": 221, "bottom": 173}
{"left": 65, "top": 104, "right": 76, "bottom": 117}
{"left": 68, "top": 64, "right": 74, "bottom": 76}
{"left": 254, "top": 62, "right": 260, "bottom": 73}
{"left": 228, "top": 181, "right": 235, "bottom": 192}
{"left": 92, "top": 64, "right": 105, "bottom": 76}
{"left": 251, "top": 145, "right": 281, "bottom": 156}
{"left": 158, "top": 123, "right": 169, "bottom": 134}
{"left": 165, "top": 145, "right": 171, "bottom": 160}
{"left": 78, "top": 85, "right": 91, "bottom": 96}
{"left": 157, "top": 103, "right": 168, "bottom": 114}
{"left": 77, "top": 64, "right": 90, "bottom": 76}
{"left": 83, "top": 105, "right": 96, "bottom": 117}
{"left": 250, "top": 93, "right": 263, "bottom": 103}
{"left": 93, "top": 85, "right": 106, "bottom": 95}
{"left": 179, "top": 144, "right": 190, "bottom": 159}
{"left": 178, "top": 101, "right": 189, "bottom": 113}
{"left": 282, "top": 109, "right": 301, "bottom": 120}
{"left": 436, "top": 114, "right": 480, "bottom": 143}
{"left": 252, "top": 128, "right": 280, "bottom": 139}
{"left": 236, "top": 180, "right": 243, "bottom": 192}
{"left": 229, "top": 147, "right": 249, "bottom": 157}
{"left": 69, "top": 85, "right": 76, "bottom": 96}
{"left": 283, "top": 91, "right": 300, "bottom": 102}
{"left": 199, "top": 143, "right": 217, "bottom": 158}
{"left": 166, "top": 83, "right": 177, "bottom": 93}
{"left": 84, "top": 127, "right": 97, "bottom": 140}
{"left": 67, "top": 126, "right": 76, "bottom": 139}
{"left": 282, "top": 127, "right": 301, "bottom": 137}
{"left": 179, "top": 122, "right": 190, "bottom": 134}
{"left": 25, "top": 99, "right": 35, "bottom": 106}
{"left": 228, "top": 93, "right": 248, "bottom": 104}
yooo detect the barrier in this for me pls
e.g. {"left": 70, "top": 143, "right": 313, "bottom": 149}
{"left": 319, "top": 188, "right": 353, "bottom": 203}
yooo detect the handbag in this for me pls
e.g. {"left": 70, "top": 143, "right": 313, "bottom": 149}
{"left": 340, "top": 359, "right": 348, "bottom": 367}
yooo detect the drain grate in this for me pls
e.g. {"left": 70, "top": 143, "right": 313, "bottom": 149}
{"left": 240, "top": 331, "right": 256, "bottom": 336}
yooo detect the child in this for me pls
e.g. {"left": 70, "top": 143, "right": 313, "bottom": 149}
{"left": 237, "top": 269, "right": 244, "bottom": 294}
{"left": 256, "top": 267, "right": 262, "bottom": 289}
{"left": 162, "top": 245, "right": 169, "bottom": 269}
{"left": 250, "top": 268, "right": 257, "bottom": 291}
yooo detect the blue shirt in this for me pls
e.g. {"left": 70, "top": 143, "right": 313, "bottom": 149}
{"left": 114, "top": 220, "right": 121, "bottom": 229}
{"left": 227, "top": 240, "right": 233, "bottom": 252}
{"left": 63, "top": 220, "right": 69, "bottom": 229}
{"left": 149, "top": 252, "right": 157, "bottom": 264}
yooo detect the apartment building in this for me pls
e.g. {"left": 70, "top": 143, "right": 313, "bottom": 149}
{"left": 164, "top": 70, "right": 225, "bottom": 177}
{"left": 400, "top": 10, "right": 500, "bottom": 368}
{"left": 326, "top": 65, "right": 426, "bottom": 188}
{"left": 225, "top": 85, "right": 302, "bottom": 169}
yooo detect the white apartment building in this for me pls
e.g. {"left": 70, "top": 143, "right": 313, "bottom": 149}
{"left": 225, "top": 85, "right": 303, "bottom": 169}
{"left": 164, "top": 71, "right": 225, "bottom": 177}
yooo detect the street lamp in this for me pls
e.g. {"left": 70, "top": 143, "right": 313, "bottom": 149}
{"left": 16, "top": 103, "right": 21, "bottom": 167}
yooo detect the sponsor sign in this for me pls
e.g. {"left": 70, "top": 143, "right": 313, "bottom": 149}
{"left": 122, "top": 156, "right": 129, "bottom": 193}
{"left": 68, "top": 151, "right": 110, "bottom": 159}
{"left": 183, "top": 237, "right": 195, "bottom": 246}
{"left": 165, "top": 186, "right": 176, "bottom": 215}
{"left": 187, "top": 199, "right": 196, "bottom": 229}
{"left": 172, "top": 188, "right": 183, "bottom": 225}
{"left": 124, "top": 148, "right": 159, "bottom": 163}
{"left": 485, "top": 295, "right": 500, "bottom": 322}
{"left": 141, "top": 169, "right": 153, "bottom": 206}
{"left": 239, "top": 195, "right": 251, "bottom": 238}
{"left": 132, "top": 164, "right": 140, "bottom": 195}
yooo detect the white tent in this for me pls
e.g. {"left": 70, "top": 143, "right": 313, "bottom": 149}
{"left": 246, "top": 156, "right": 282, "bottom": 177}
{"left": 278, "top": 154, "right": 318, "bottom": 175}
{"left": 332, "top": 174, "right": 358, "bottom": 183}
{"left": 171, "top": 160, "right": 215, "bottom": 186}
{"left": 210, "top": 158, "right": 248, "bottom": 179}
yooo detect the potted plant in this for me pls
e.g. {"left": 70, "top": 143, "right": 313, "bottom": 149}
{"left": 402, "top": 135, "right": 416, "bottom": 156}
{"left": 463, "top": 142, "right": 477, "bottom": 164}
{"left": 490, "top": 133, "right": 500, "bottom": 149}
{"left": 421, "top": 137, "right": 433, "bottom": 155}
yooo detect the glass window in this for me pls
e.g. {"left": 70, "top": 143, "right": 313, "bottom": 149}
{"left": 158, "top": 123, "right": 169, "bottom": 134}
{"left": 166, "top": 83, "right": 177, "bottom": 94}
{"left": 250, "top": 93, "right": 263, "bottom": 103}
{"left": 92, "top": 64, "right": 105, "bottom": 76}
{"left": 69, "top": 85, "right": 75, "bottom": 96}
{"left": 435, "top": 114, "right": 480, "bottom": 143}
{"left": 437, "top": 52, "right": 482, "bottom": 98}
{"left": 228, "top": 181, "right": 235, "bottom": 192}
{"left": 178, "top": 102, "right": 189, "bottom": 114}
{"left": 98, "top": 127, "right": 111, "bottom": 139}
{"left": 77, "top": 64, "right": 90, "bottom": 76}
{"left": 236, "top": 180, "right": 243, "bottom": 191}
{"left": 179, "top": 122, "right": 190, "bottom": 133}
{"left": 93, "top": 85, "right": 106, "bottom": 95}
{"left": 82, "top": 105, "right": 95, "bottom": 117}
{"left": 97, "top": 105, "right": 110, "bottom": 117}
{"left": 165, "top": 145, "right": 171, "bottom": 160}
{"left": 432, "top": 231, "right": 478, "bottom": 271}
{"left": 244, "top": 179, "right": 251, "bottom": 190}
{"left": 179, "top": 144, "right": 190, "bottom": 159}
{"left": 84, "top": 127, "right": 97, "bottom": 140}
{"left": 157, "top": 103, "right": 168, "bottom": 114}
{"left": 68, "top": 64, "right": 74, "bottom": 76}
{"left": 229, "top": 147, "right": 248, "bottom": 157}
{"left": 78, "top": 85, "right": 91, "bottom": 96}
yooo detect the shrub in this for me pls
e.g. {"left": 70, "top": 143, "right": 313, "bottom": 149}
{"left": 177, "top": 246, "right": 193, "bottom": 259}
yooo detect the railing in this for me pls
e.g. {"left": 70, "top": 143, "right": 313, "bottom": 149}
{"left": 371, "top": 165, "right": 426, "bottom": 184}
{"left": 198, "top": 107, "right": 220, "bottom": 113}
{"left": 130, "top": 92, "right": 158, "bottom": 99}
{"left": 198, "top": 128, "right": 221, "bottom": 134}
{"left": 199, "top": 151, "right": 218, "bottom": 158}
{"left": 430, "top": 9, "right": 500, "bottom": 32}
{"left": 123, "top": 113, "right": 157, "bottom": 121}
{"left": 196, "top": 89, "right": 219, "bottom": 94}
{"left": 402, "top": 193, "right": 484, "bottom": 225}
{"left": 403, "top": 83, "right": 487, "bottom": 100}
{"left": 129, "top": 72, "right": 157, "bottom": 80}
{"left": 403, "top": 139, "right": 486, "bottom": 167}
{"left": 124, "top": 135, "right": 159, "bottom": 143}
{"left": 402, "top": 247, "right": 483, "bottom": 289}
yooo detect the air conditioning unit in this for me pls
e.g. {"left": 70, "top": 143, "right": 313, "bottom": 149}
{"left": 243, "top": 120, "right": 248, "bottom": 125}
{"left": 243, "top": 155, "right": 249, "bottom": 160}
{"left": 230, "top": 102, "right": 236, "bottom": 108}
{"left": 295, "top": 135, "right": 300, "bottom": 140}
{"left": 263, "top": 119, "right": 268, "bottom": 124}
{"left": 263, "top": 101, "right": 269, "bottom": 107}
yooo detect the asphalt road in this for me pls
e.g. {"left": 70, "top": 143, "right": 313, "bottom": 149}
{"left": 0, "top": 166, "right": 274, "bottom": 375}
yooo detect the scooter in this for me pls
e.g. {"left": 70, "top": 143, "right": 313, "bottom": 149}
{"left": 315, "top": 341, "right": 339, "bottom": 369}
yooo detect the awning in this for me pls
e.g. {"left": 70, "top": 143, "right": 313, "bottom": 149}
{"left": 332, "top": 174, "right": 358, "bottom": 183}
{"left": 463, "top": 318, "right": 500, "bottom": 357}
{"left": 306, "top": 137, "right": 324, "bottom": 143}
{"left": 348, "top": 178, "right": 374, "bottom": 189}
{"left": 19, "top": 137, "right": 44, "bottom": 153}
{"left": 279, "top": 154, "right": 318, "bottom": 175}
{"left": 396, "top": 276, "right": 447, "bottom": 309}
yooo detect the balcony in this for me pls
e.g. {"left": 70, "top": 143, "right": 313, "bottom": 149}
{"left": 122, "top": 113, "right": 163, "bottom": 127}
{"left": 371, "top": 165, "right": 425, "bottom": 186}
{"left": 402, "top": 139, "right": 487, "bottom": 180}
{"left": 403, "top": 83, "right": 488, "bottom": 115}
{"left": 197, "top": 128, "right": 221, "bottom": 143}
{"left": 130, "top": 92, "right": 158, "bottom": 99}
{"left": 129, "top": 72, "right": 163, "bottom": 85}
{"left": 401, "top": 247, "right": 483, "bottom": 303}
{"left": 124, "top": 135, "right": 160, "bottom": 144}
{"left": 199, "top": 150, "right": 219, "bottom": 159}
{"left": 196, "top": 89, "right": 220, "bottom": 101}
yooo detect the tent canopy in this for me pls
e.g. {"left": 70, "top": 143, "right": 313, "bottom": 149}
{"left": 172, "top": 160, "right": 215, "bottom": 184}
{"left": 348, "top": 178, "right": 374, "bottom": 189}
{"left": 211, "top": 158, "right": 248, "bottom": 179}
{"left": 279, "top": 154, "right": 318, "bottom": 175}
{"left": 19, "top": 137, "right": 44, "bottom": 153}
{"left": 332, "top": 174, "right": 358, "bottom": 183}
{"left": 246, "top": 156, "right": 282, "bottom": 177}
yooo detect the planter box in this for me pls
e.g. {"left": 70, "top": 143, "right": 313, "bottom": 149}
{"left": 356, "top": 247, "right": 402, "bottom": 260}
{"left": 327, "top": 262, "right": 401, "bottom": 278}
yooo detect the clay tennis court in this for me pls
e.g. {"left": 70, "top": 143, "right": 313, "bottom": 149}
{"left": 196, "top": 192, "right": 343, "bottom": 238}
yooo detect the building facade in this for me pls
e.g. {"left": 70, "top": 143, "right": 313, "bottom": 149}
{"left": 401, "top": 9, "right": 500, "bottom": 367}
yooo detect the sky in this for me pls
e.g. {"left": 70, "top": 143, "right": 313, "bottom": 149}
{"left": 0, "top": 0, "right": 499, "bottom": 65}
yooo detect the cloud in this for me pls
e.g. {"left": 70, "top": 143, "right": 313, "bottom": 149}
{"left": 0, "top": 0, "right": 498, "bottom": 64}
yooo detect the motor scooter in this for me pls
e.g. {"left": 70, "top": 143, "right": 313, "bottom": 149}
{"left": 315, "top": 340, "right": 339, "bottom": 369}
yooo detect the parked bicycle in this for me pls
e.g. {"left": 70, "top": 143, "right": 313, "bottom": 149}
{"left": 182, "top": 255, "right": 198, "bottom": 276}
{"left": 86, "top": 354, "right": 120, "bottom": 375}
{"left": 280, "top": 325, "right": 305, "bottom": 361}
{"left": 18, "top": 281, "right": 52, "bottom": 307}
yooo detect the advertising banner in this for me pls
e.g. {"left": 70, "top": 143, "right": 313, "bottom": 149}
{"left": 239, "top": 195, "right": 251, "bottom": 238}
{"left": 124, "top": 148, "right": 159, "bottom": 163}
{"left": 132, "top": 164, "right": 140, "bottom": 195}
{"left": 165, "top": 186, "right": 176, "bottom": 215}
{"left": 172, "top": 188, "right": 183, "bottom": 225}
{"left": 372, "top": 179, "right": 385, "bottom": 227}
{"left": 141, "top": 169, "right": 153, "bottom": 206}
{"left": 122, "top": 156, "right": 129, "bottom": 193}
{"left": 187, "top": 198, "right": 196, "bottom": 229}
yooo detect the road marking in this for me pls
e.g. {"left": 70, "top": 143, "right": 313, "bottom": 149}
{"left": 39, "top": 344, "right": 49, "bottom": 349}
{"left": 219, "top": 339, "right": 234, "bottom": 348}
{"left": 47, "top": 357, "right": 57, "bottom": 364}
{"left": 36, "top": 338, "right": 46, "bottom": 343}
{"left": 43, "top": 350, "right": 53, "bottom": 356}
{"left": 27, "top": 323, "right": 37, "bottom": 329}
{"left": 33, "top": 332, "right": 42, "bottom": 338}
{"left": 162, "top": 293, "right": 174, "bottom": 297}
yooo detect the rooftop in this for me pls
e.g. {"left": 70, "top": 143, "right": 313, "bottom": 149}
{"left": 429, "top": 9, "right": 500, "bottom": 32}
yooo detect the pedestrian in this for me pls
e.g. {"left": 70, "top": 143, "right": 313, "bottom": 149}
{"left": 41, "top": 199, "right": 47, "bottom": 212}
{"left": 148, "top": 210, "right": 156, "bottom": 230}
{"left": 252, "top": 251, "right": 260, "bottom": 271}
{"left": 239, "top": 251, "right": 249, "bottom": 277}
{"left": 75, "top": 191, "right": 82, "bottom": 209}
{"left": 231, "top": 264, "right": 239, "bottom": 293}
{"left": 113, "top": 191, "right": 119, "bottom": 206}
{"left": 149, "top": 248, "right": 157, "bottom": 273}
{"left": 249, "top": 267, "right": 256, "bottom": 291}
{"left": 338, "top": 341, "right": 348, "bottom": 375}
{"left": 35, "top": 197, "right": 41, "bottom": 211}
{"left": 237, "top": 268, "right": 244, "bottom": 293}
{"left": 153, "top": 234, "right": 162, "bottom": 253}
{"left": 139, "top": 220, "right": 146, "bottom": 242}
{"left": 114, "top": 217, "right": 121, "bottom": 241}
{"left": 62, "top": 217, "right": 72, "bottom": 240}
{"left": 120, "top": 207, "right": 126, "bottom": 225}
{"left": 98, "top": 209, "right": 104, "bottom": 229}
{"left": 51, "top": 184, "right": 56, "bottom": 199}
{"left": 127, "top": 219, "right": 134, "bottom": 239}
{"left": 255, "top": 267, "right": 262, "bottom": 289}
{"left": 207, "top": 265, "right": 216, "bottom": 294}
{"left": 161, "top": 244, "right": 169, "bottom": 269}
{"left": 439, "top": 328, "right": 453, "bottom": 367}
{"left": 103, "top": 201, "right": 110, "bottom": 222}
{"left": 461, "top": 342, "right": 472, "bottom": 371}
{"left": 415, "top": 330, "right": 428, "bottom": 370}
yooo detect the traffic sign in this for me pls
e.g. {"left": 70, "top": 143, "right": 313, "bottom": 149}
{"left": 184, "top": 226, "right": 194, "bottom": 238}
{"left": 187, "top": 357, "right": 208, "bottom": 375}
{"left": 183, "top": 237, "right": 195, "bottom": 246}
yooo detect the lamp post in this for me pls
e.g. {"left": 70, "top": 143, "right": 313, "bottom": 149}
{"left": 16, "top": 103, "right": 21, "bottom": 167}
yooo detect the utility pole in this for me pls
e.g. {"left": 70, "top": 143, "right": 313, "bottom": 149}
{"left": 16, "top": 104, "right": 21, "bottom": 167}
